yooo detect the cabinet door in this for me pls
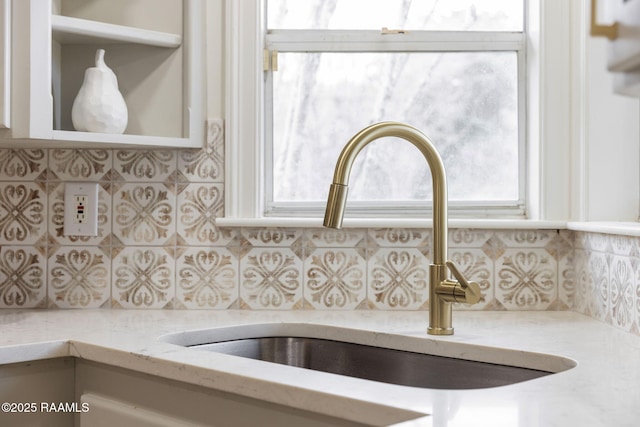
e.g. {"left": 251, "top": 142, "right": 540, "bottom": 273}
{"left": 80, "top": 393, "right": 204, "bottom": 427}
{"left": 0, "top": 358, "right": 75, "bottom": 427}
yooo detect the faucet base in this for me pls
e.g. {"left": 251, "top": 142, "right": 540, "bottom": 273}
{"left": 427, "top": 326, "right": 454, "bottom": 336}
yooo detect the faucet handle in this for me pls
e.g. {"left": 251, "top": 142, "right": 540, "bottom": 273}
{"left": 445, "top": 260, "right": 482, "bottom": 304}
{"left": 445, "top": 260, "right": 470, "bottom": 287}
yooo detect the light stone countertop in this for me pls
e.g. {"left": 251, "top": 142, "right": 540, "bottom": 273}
{"left": 0, "top": 309, "right": 638, "bottom": 426}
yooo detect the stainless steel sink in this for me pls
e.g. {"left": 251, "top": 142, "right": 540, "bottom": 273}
{"left": 189, "top": 336, "right": 552, "bottom": 390}
{"left": 161, "top": 323, "right": 576, "bottom": 390}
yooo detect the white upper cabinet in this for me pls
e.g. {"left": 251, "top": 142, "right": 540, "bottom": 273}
{"left": 1, "top": 0, "right": 204, "bottom": 148}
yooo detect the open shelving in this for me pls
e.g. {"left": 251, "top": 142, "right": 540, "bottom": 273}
{"left": 1, "top": 0, "right": 204, "bottom": 149}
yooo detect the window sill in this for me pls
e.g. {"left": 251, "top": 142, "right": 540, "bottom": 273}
{"left": 217, "top": 218, "right": 640, "bottom": 237}
{"left": 567, "top": 221, "right": 640, "bottom": 237}
{"left": 215, "top": 217, "right": 567, "bottom": 229}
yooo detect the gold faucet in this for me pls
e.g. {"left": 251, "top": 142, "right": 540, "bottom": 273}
{"left": 323, "top": 122, "right": 481, "bottom": 335}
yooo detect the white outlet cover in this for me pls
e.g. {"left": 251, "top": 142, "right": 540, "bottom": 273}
{"left": 64, "top": 183, "right": 99, "bottom": 236}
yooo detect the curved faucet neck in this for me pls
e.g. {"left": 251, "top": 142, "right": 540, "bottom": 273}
{"left": 323, "top": 121, "right": 448, "bottom": 264}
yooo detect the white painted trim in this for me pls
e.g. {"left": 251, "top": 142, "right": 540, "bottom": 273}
{"left": 570, "top": 0, "right": 588, "bottom": 221}
{"left": 217, "top": 217, "right": 566, "bottom": 230}
{"left": 32, "top": 0, "right": 53, "bottom": 139}
{"left": 266, "top": 30, "right": 525, "bottom": 51}
{"left": 0, "top": 0, "right": 9, "bottom": 129}
{"left": 224, "top": 0, "right": 263, "bottom": 218}
{"left": 567, "top": 221, "right": 640, "bottom": 237}
{"left": 530, "top": 0, "right": 572, "bottom": 221}
{"left": 184, "top": 0, "right": 205, "bottom": 145}
{"left": 525, "top": 0, "right": 541, "bottom": 220}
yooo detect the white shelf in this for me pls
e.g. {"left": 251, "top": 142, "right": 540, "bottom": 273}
{"left": 51, "top": 15, "right": 182, "bottom": 48}
{"left": 0, "top": 130, "right": 200, "bottom": 149}
{"left": 51, "top": 130, "right": 200, "bottom": 148}
{"left": 3, "top": 0, "right": 204, "bottom": 149}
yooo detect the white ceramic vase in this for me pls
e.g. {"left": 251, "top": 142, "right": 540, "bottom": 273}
{"left": 71, "top": 49, "right": 128, "bottom": 134}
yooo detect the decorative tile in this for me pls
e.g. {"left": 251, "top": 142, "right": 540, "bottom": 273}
{"left": 241, "top": 228, "right": 303, "bottom": 247}
{"left": 112, "top": 247, "right": 175, "bottom": 308}
{"left": 177, "top": 183, "right": 232, "bottom": 245}
{"left": 0, "top": 246, "right": 46, "bottom": 308}
{"left": 482, "top": 234, "right": 508, "bottom": 261}
{"left": 48, "top": 247, "right": 110, "bottom": 308}
{"left": 368, "top": 248, "right": 429, "bottom": 309}
{"left": 113, "top": 184, "right": 175, "bottom": 245}
{"left": 48, "top": 182, "right": 111, "bottom": 245}
{"left": 494, "top": 230, "right": 556, "bottom": 248}
{"left": 0, "top": 183, "right": 46, "bottom": 245}
{"left": 368, "top": 228, "right": 430, "bottom": 248}
{"left": 558, "top": 251, "right": 575, "bottom": 310}
{"left": 449, "top": 249, "right": 493, "bottom": 310}
{"left": 587, "top": 252, "right": 609, "bottom": 321}
{"left": 449, "top": 229, "right": 492, "bottom": 248}
{"left": 176, "top": 248, "right": 238, "bottom": 309}
{"left": 165, "top": 170, "right": 190, "bottom": 195}
{"left": 610, "top": 255, "right": 635, "bottom": 331}
{"left": 241, "top": 248, "right": 302, "bottom": 309}
{"left": 610, "top": 234, "right": 636, "bottom": 257}
{"left": 0, "top": 149, "right": 47, "bottom": 180}
{"left": 305, "top": 228, "right": 365, "bottom": 248}
{"left": 573, "top": 249, "right": 589, "bottom": 314}
{"left": 50, "top": 149, "right": 111, "bottom": 180}
{"left": 588, "top": 233, "right": 611, "bottom": 253}
{"left": 636, "top": 262, "right": 640, "bottom": 334}
{"left": 305, "top": 248, "right": 365, "bottom": 310}
{"left": 178, "top": 118, "right": 224, "bottom": 183}
{"left": 545, "top": 232, "right": 573, "bottom": 260}
{"left": 114, "top": 150, "right": 176, "bottom": 181}
{"left": 573, "top": 231, "right": 588, "bottom": 250}
{"left": 495, "top": 248, "right": 557, "bottom": 310}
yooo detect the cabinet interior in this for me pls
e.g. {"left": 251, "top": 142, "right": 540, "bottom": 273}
{"left": 51, "top": 0, "right": 185, "bottom": 139}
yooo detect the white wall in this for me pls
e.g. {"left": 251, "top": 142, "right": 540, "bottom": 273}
{"left": 578, "top": 1, "right": 640, "bottom": 221}
{"left": 585, "top": 38, "right": 639, "bottom": 221}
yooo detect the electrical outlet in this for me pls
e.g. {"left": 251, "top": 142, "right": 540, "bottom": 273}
{"left": 74, "top": 195, "right": 87, "bottom": 223}
{"left": 64, "top": 183, "right": 99, "bottom": 236}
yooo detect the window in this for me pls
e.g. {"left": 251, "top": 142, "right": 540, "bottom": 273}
{"left": 223, "top": 1, "right": 572, "bottom": 223}
{"left": 264, "top": 0, "right": 526, "bottom": 218}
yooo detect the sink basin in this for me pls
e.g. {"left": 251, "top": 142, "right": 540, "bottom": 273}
{"left": 160, "top": 323, "right": 576, "bottom": 390}
{"left": 189, "top": 336, "right": 550, "bottom": 389}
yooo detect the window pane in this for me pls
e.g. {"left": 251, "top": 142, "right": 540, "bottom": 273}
{"left": 271, "top": 52, "right": 519, "bottom": 203}
{"left": 267, "top": 0, "right": 523, "bottom": 31}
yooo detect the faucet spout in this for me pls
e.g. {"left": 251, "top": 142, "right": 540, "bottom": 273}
{"left": 323, "top": 122, "right": 481, "bottom": 335}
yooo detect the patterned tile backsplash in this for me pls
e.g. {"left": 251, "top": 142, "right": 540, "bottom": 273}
{"left": 0, "top": 119, "right": 637, "bottom": 336}
{"left": 573, "top": 233, "right": 640, "bottom": 335}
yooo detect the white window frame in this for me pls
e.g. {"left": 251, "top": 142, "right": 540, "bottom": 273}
{"left": 264, "top": 30, "right": 527, "bottom": 218}
{"left": 222, "top": 0, "right": 573, "bottom": 226}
